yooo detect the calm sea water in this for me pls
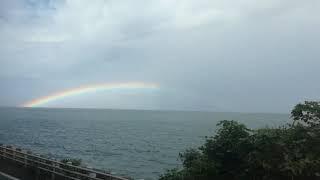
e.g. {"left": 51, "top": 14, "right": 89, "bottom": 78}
{"left": 0, "top": 107, "right": 289, "bottom": 179}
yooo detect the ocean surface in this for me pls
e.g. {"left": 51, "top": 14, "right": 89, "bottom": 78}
{"left": 0, "top": 107, "right": 289, "bottom": 179}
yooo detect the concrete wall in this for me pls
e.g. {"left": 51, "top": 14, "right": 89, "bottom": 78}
{"left": 0, "top": 171, "right": 21, "bottom": 180}
{"left": 0, "top": 159, "right": 34, "bottom": 180}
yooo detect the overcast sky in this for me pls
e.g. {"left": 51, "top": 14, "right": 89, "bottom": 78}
{"left": 0, "top": 0, "right": 319, "bottom": 113}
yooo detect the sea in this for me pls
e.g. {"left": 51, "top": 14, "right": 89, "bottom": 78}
{"left": 0, "top": 107, "right": 290, "bottom": 180}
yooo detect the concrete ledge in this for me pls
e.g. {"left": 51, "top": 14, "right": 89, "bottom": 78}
{"left": 0, "top": 171, "right": 20, "bottom": 180}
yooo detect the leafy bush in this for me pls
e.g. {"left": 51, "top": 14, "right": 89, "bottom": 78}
{"left": 61, "top": 158, "right": 82, "bottom": 166}
{"left": 159, "top": 101, "right": 320, "bottom": 180}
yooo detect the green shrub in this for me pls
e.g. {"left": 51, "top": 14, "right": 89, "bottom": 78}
{"left": 61, "top": 158, "right": 82, "bottom": 166}
{"left": 159, "top": 101, "right": 320, "bottom": 180}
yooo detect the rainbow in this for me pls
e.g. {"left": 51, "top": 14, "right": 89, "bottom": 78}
{"left": 22, "top": 82, "right": 159, "bottom": 107}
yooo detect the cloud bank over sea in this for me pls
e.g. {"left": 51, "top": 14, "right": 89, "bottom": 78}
{"left": 0, "top": 0, "right": 319, "bottom": 112}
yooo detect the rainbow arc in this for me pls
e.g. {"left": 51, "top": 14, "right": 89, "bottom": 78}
{"left": 22, "top": 82, "right": 159, "bottom": 107}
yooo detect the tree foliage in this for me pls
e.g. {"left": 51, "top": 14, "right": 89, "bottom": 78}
{"left": 159, "top": 101, "right": 320, "bottom": 180}
{"left": 291, "top": 101, "right": 320, "bottom": 126}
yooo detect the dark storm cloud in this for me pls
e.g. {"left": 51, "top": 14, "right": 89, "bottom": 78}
{"left": 0, "top": 0, "right": 319, "bottom": 112}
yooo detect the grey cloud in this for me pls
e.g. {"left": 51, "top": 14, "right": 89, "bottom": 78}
{"left": 0, "top": 0, "right": 319, "bottom": 112}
